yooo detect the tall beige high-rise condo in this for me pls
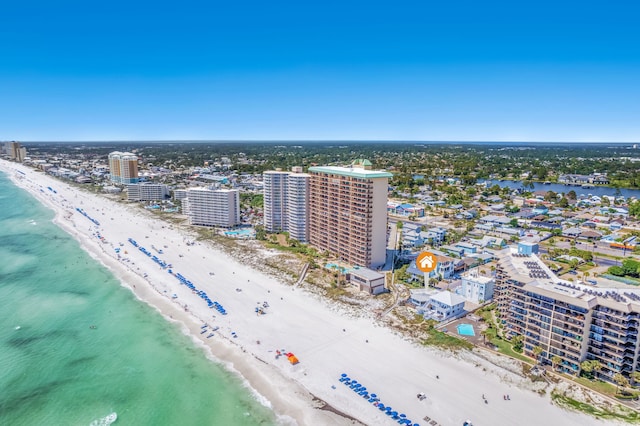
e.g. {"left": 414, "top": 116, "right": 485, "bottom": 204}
{"left": 108, "top": 151, "right": 139, "bottom": 184}
{"left": 308, "top": 159, "right": 392, "bottom": 269}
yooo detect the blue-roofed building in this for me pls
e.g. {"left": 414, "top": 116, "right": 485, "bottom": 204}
{"left": 517, "top": 241, "right": 539, "bottom": 255}
{"left": 532, "top": 206, "right": 549, "bottom": 215}
{"left": 455, "top": 242, "right": 477, "bottom": 255}
{"left": 387, "top": 201, "right": 425, "bottom": 217}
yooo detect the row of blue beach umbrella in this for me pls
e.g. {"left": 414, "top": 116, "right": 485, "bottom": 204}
{"left": 128, "top": 238, "right": 169, "bottom": 269}
{"left": 339, "top": 374, "right": 419, "bottom": 426}
{"left": 172, "top": 271, "right": 227, "bottom": 315}
{"left": 76, "top": 207, "right": 100, "bottom": 226}
{"left": 128, "top": 238, "right": 227, "bottom": 315}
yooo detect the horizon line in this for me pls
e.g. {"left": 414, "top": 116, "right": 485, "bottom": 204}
{"left": 10, "top": 139, "right": 640, "bottom": 145}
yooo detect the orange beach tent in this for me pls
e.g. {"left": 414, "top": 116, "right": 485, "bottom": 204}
{"left": 286, "top": 353, "right": 299, "bottom": 365}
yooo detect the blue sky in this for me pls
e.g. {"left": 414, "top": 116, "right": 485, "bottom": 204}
{"left": 1, "top": 1, "right": 638, "bottom": 142}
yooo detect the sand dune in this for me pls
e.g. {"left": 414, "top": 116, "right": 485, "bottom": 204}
{"left": 1, "top": 160, "right": 624, "bottom": 426}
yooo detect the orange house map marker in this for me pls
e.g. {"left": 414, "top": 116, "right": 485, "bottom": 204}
{"left": 416, "top": 251, "right": 438, "bottom": 273}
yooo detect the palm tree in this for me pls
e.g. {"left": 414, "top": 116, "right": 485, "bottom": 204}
{"left": 579, "top": 360, "right": 601, "bottom": 379}
{"left": 480, "top": 329, "right": 488, "bottom": 345}
{"left": 613, "top": 373, "right": 630, "bottom": 394}
{"left": 511, "top": 334, "right": 524, "bottom": 352}
{"left": 580, "top": 360, "right": 594, "bottom": 377}
{"left": 551, "top": 356, "right": 562, "bottom": 371}
{"left": 532, "top": 346, "right": 543, "bottom": 365}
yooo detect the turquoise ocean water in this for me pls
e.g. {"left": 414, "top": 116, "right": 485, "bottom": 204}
{"left": 0, "top": 172, "right": 276, "bottom": 426}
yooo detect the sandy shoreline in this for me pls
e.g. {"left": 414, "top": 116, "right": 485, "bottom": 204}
{"left": 1, "top": 160, "right": 625, "bottom": 426}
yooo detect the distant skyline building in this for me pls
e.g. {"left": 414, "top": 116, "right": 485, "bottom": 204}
{"left": 108, "top": 151, "right": 139, "bottom": 184}
{"left": 2, "top": 141, "right": 26, "bottom": 162}
{"left": 263, "top": 167, "right": 310, "bottom": 242}
{"left": 185, "top": 187, "right": 240, "bottom": 227}
{"left": 308, "top": 159, "right": 392, "bottom": 268}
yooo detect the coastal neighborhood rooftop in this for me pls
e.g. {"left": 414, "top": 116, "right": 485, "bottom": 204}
{"left": 308, "top": 164, "right": 393, "bottom": 179}
{"left": 498, "top": 247, "right": 640, "bottom": 311}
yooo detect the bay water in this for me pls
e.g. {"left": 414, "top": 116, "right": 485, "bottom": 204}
{"left": 0, "top": 171, "right": 276, "bottom": 425}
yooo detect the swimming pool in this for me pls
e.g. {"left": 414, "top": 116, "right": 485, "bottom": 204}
{"left": 224, "top": 229, "right": 254, "bottom": 237}
{"left": 325, "top": 263, "right": 349, "bottom": 274}
{"left": 457, "top": 323, "right": 475, "bottom": 336}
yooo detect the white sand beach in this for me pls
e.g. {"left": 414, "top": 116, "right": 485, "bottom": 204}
{"left": 1, "top": 160, "right": 627, "bottom": 426}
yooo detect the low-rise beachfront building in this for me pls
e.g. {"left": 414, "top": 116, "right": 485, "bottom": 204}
{"left": 108, "top": 151, "right": 139, "bottom": 184}
{"left": 184, "top": 187, "right": 240, "bottom": 227}
{"left": 308, "top": 159, "right": 392, "bottom": 269}
{"left": 495, "top": 246, "right": 640, "bottom": 381}
{"left": 345, "top": 267, "right": 386, "bottom": 295}
{"left": 126, "top": 182, "right": 170, "bottom": 201}
{"left": 410, "top": 289, "right": 466, "bottom": 321}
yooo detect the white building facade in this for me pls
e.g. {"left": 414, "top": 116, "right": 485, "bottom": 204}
{"left": 460, "top": 272, "right": 495, "bottom": 304}
{"left": 263, "top": 170, "right": 289, "bottom": 233}
{"left": 185, "top": 188, "right": 240, "bottom": 227}
{"left": 263, "top": 167, "right": 310, "bottom": 242}
{"left": 126, "top": 182, "right": 169, "bottom": 201}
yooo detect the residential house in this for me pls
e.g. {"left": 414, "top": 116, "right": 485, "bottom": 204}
{"left": 421, "top": 291, "right": 466, "bottom": 321}
{"left": 455, "top": 242, "right": 477, "bottom": 255}
{"left": 469, "top": 236, "right": 506, "bottom": 249}
{"left": 530, "top": 221, "right": 562, "bottom": 230}
{"left": 562, "top": 227, "right": 583, "bottom": 238}
{"left": 406, "top": 250, "right": 456, "bottom": 284}
{"left": 388, "top": 201, "right": 426, "bottom": 217}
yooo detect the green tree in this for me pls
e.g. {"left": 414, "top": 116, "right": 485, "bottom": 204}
{"left": 254, "top": 225, "right": 266, "bottom": 241}
{"left": 613, "top": 373, "right": 630, "bottom": 394}
{"left": 580, "top": 360, "right": 594, "bottom": 375}
{"left": 511, "top": 334, "right": 524, "bottom": 352}
{"left": 629, "top": 200, "right": 640, "bottom": 218}
{"left": 532, "top": 346, "right": 543, "bottom": 365}
{"left": 395, "top": 264, "right": 410, "bottom": 283}
{"left": 608, "top": 265, "right": 625, "bottom": 276}
{"left": 580, "top": 360, "right": 602, "bottom": 379}
{"left": 551, "top": 356, "right": 562, "bottom": 371}
{"left": 592, "top": 360, "right": 602, "bottom": 376}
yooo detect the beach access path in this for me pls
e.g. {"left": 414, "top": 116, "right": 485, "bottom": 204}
{"left": 0, "top": 160, "right": 626, "bottom": 426}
